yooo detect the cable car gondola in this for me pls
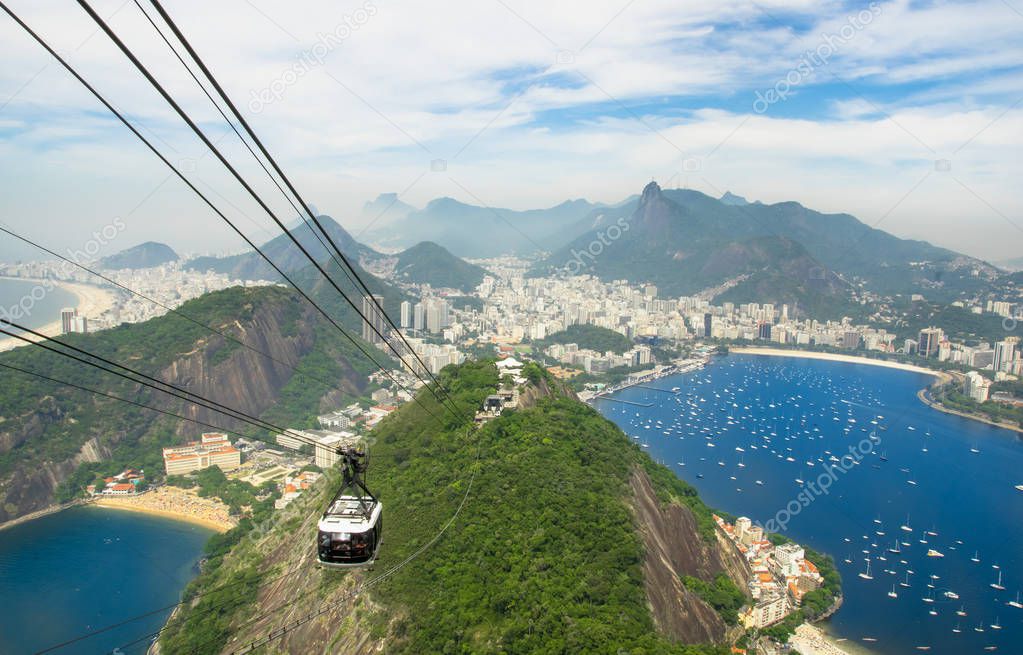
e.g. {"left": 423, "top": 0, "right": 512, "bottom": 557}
{"left": 317, "top": 443, "right": 382, "bottom": 569}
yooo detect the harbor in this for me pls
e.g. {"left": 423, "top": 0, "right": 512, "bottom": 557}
{"left": 596, "top": 353, "right": 1023, "bottom": 654}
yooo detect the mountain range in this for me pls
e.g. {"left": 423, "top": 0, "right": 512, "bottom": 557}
{"left": 185, "top": 216, "right": 379, "bottom": 281}
{"left": 362, "top": 194, "right": 599, "bottom": 257}
{"left": 531, "top": 182, "right": 1003, "bottom": 316}
{"left": 178, "top": 185, "right": 1008, "bottom": 316}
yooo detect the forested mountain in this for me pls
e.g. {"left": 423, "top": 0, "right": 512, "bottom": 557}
{"left": 186, "top": 215, "right": 380, "bottom": 281}
{"left": 157, "top": 361, "right": 758, "bottom": 654}
{"left": 533, "top": 182, "right": 1000, "bottom": 315}
{"left": 392, "top": 241, "right": 490, "bottom": 291}
{"left": 99, "top": 241, "right": 178, "bottom": 269}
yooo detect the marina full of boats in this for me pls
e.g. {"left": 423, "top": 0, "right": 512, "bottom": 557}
{"left": 596, "top": 354, "right": 1023, "bottom": 654}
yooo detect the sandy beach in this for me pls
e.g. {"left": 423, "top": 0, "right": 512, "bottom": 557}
{"left": 730, "top": 347, "right": 953, "bottom": 384}
{"left": 91, "top": 486, "right": 236, "bottom": 533}
{"left": 788, "top": 623, "right": 865, "bottom": 655}
{"left": 0, "top": 277, "right": 117, "bottom": 351}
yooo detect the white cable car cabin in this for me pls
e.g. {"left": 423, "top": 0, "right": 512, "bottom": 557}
{"left": 317, "top": 496, "right": 382, "bottom": 568}
{"left": 316, "top": 444, "right": 382, "bottom": 569}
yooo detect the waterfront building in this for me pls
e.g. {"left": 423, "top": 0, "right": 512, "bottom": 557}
{"left": 964, "top": 371, "right": 992, "bottom": 403}
{"left": 918, "top": 327, "right": 943, "bottom": 357}
{"left": 163, "top": 433, "right": 241, "bottom": 475}
{"left": 747, "top": 593, "right": 789, "bottom": 628}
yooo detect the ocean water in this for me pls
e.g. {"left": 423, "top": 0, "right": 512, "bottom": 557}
{"left": 0, "top": 277, "right": 78, "bottom": 330}
{"left": 0, "top": 506, "right": 213, "bottom": 655}
{"left": 596, "top": 353, "right": 1023, "bottom": 654}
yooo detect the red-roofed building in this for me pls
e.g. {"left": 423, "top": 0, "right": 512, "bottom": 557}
{"left": 163, "top": 433, "right": 241, "bottom": 475}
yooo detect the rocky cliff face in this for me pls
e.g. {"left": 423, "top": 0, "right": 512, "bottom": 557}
{"left": 0, "top": 291, "right": 366, "bottom": 524}
{"left": 157, "top": 301, "right": 318, "bottom": 434}
{"left": 629, "top": 468, "right": 750, "bottom": 643}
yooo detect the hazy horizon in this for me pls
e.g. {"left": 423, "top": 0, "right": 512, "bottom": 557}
{"left": 0, "top": 0, "right": 1020, "bottom": 264}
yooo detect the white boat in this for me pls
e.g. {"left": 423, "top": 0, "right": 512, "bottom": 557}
{"left": 1007, "top": 591, "right": 1022, "bottom": 609}
{"left": 859, "top": 559, "right": 874, "bottom": 580}
{"left": 888, "top": 585, "right": 898, "bottom": 598}
{"left": 1015, "top": 484, "right": 1023, "bottom": 491}
{"left": 944, "top": 591, "right": 960, "bottom": 600}
{"left": 971, "top": 551, "right": 980, "bottom": 563}
{"left": 991, "top": 571, "right": 1006, "bottom": 591}
{"left": 927, "top": 549, "right": 944, "bottom": 558}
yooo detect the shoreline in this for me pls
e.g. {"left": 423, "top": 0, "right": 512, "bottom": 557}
{"left": 790, "top": 622, "right": 878, "bottom": 655}
{"left": 729, "top": 347, "right": 951, "bottom": 383}
{"left": 89, "top": 499, "right": 232, "bottom": 533}
{"left": 0, "top": 493, "right": 234, "bottom": 534}
{"left": 0, "top": 276, "right": 117, "bottom": 351}
{"left": 90, "top": 487, "right": 236, "bottom": 533}
{"left": 918, "top": 387, "right": 1023, "bottom": 434}
{"left": 730, "top": 347, "right": 1023, "bottom": 434}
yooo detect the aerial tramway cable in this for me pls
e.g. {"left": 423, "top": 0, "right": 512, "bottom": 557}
{"left": 0, "top": 223, "right": 346, "bottom": 392}
{"left": 0, "top": 0, "right": 449, "bottom": 430}
{"left": 77, "top": 0, "right": 460, "bottom": 418}
{"left": 0, "top": 320, "right": 328, "bottom": 450}
{"left": 143, "top": 0, "right": 463, "bottom": 418}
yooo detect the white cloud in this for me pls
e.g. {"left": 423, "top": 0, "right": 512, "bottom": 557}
{"left": 0, "top": 0, "right": 1019, "bottom": 261}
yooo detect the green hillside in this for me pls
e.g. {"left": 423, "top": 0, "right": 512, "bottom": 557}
{"left": 0, "top": 283, "right": 390, "bottom": 521}
{"left": 99, "top": 241, "right": 178, "bottom": 269}
{"left": 393, "top": 241, "right": 490, "bottom": 292}
{"left": 158, "top": 361, "right": 737, "bottom": 654}
{"left": 186, "top": 215, "right": 379, "bottom": 281}
{"left": 537, "top": 324, "right": 634, "bottom": 354}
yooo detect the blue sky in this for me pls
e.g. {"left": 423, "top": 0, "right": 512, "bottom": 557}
{"left": 0, "top": 0, "right": 1020, "bottom": 262}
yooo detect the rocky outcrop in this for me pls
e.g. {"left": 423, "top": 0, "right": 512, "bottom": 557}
{"left": 628, "top": 467, "right": 750, "bottom": 644}
{"left": 0, "top": 290, "right": 367, "bottom": 523}
{"left": 1, "top": 437, "right": 110, "bottom": 522}
{"left": 157, "top": 302, "right": 316, "bottom": 434}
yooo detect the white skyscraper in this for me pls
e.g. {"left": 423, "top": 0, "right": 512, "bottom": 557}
{"left": 400, "top": 301, "right": 412, "bottom": 329}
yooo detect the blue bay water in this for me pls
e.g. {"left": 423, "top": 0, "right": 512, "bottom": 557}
{"left": 596, "top": 353, "right": 1023, "bottom": 654}
{"left": 0, "top": 506, "right": 212, "bottom": 655}
{"left": 0, "top": 278, "right": 78, "bottom": 331}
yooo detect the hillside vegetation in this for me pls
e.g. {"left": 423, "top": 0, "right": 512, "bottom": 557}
{"left": 159, "top": 361, "right": 737, "bottom": 654}
{"left": 393, "top": 241, "right": 490, "bottom": 292}
{"left": 537, "top": 324, "right": 634, "bottom": 354}
{"left": 0, "top": 284, "right": 383, "bottom": 520}
{"left": 99, "top": 241, "right": 179, "bottom": 269}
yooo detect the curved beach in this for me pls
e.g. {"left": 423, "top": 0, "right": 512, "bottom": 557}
{"left": 91, "top": 486, "right": 236, "bottom": 533}
{"left": 729, "top": 347, "right": 952, "bottom": 383}
{"left": 0, "top": 277, "right": 116, "bottom": 351}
